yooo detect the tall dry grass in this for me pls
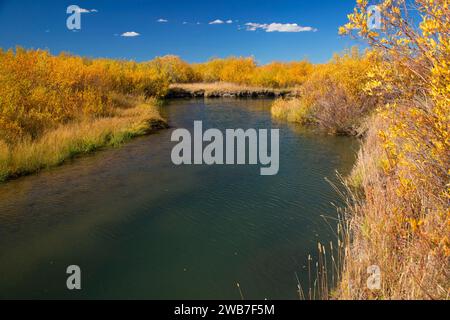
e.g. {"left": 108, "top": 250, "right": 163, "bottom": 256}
{"left": 276, "top": 0, "right": 449, "bottom": 299}
{"left": 0, "top": 99, "right": 166, "bottom": 182}
{"left": 335, "top": 110, "right": 449, "bottom": 299}
{"left": 333, "top": 0, "right": 450, "bottom": 300}
{"left": 170, "top": 82, "right": 273, "bottom": 92}
{"left": 271, "top": 98, "right": 312, "bottom": 124}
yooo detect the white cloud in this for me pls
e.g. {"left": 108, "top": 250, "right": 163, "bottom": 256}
{"left": 209, "top": 19, "right": 234, "bottom": 25}
{"left": 183, "top": 21, "right": 188, "bottom": 25}
{"left": 157, "top": 18, "right": 168, "bottom": 23}
{"left": 245, "top": 22, "right": 317, "bottom": 33}
{"left": 121, "top": 31, "right": 140, "bottom": 37}
{"left": 267, "top": 23, "right": 316, "bottom": 32}
{"left": 77, "top": 8, "right": 97, "bottom": 13}
{"left": 209, "top": 19, "right": 224, "bottom": 25}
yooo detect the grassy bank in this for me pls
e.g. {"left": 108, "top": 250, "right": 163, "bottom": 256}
{"left": 272, "top": 0, "right": 449, "bottom": 299}
{"left": 167, "top": 82, "right": 297, "bottom": 98}
{"left": 335, "top": 112, "right": 448, "bottom": 299}
{"left": 336, "top": 0, "right": 449, "bottom": 300}
{"left": 0, "top": 98, "right": 167, "bottom": 182}
{"left": 0, "top": 48, "right": 171, "bottom": 183}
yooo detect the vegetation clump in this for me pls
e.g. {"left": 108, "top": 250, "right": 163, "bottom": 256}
{"left": 0, "top": 48, "right": 169, "bottom": 181}
{"left": 335, "top": 0, "right": 449, "bottom": 299}
{"left": 270, "top": 0, "right": 449, "bottom": 300}
{"left": 272, "top": 48, "right": 381, "bottom": 135}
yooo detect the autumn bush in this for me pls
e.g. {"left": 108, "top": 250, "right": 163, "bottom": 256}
{"left": 193, "top": 57, "right": 256, "bottom": 84}
{"left": 252, "top": 60, "right": 313, "bottom": 88}
{"left": 269, "top": 0, "right": 448, "bottom": 300}
{"left": 0, "top": 47, "right": 172, "bottom": 144}
{"left": 192, "top": 56, "right": 313, "bottom": 88}
{"left": 150, "top": 55, "right": 199, "bottom": 83}
{"left": 335, "top": 0, "right": 449, "bottom": 299}
{"left": 0, "top": 48, "right": 172, "bottom": 181}
{"left": 272, "top": 48, "right": 381, "bottom": 135}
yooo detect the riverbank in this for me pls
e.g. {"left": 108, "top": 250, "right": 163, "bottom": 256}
{"left": 272, "top": 93, "right": 449, "bottom": 300}
{"left": 166, "top": 82, "right": 298, "bottom": 99}
{"left": 0, "top": 49, "right": 172, "bottom": 183}
{"left": 269, "top": 40, "right": 448, "bottom": 298}
{"left": 0, "top": 98, "right": 168, "bottom": 183}
{"left": 337, "top": 1, "right": 449, "bottom": 300}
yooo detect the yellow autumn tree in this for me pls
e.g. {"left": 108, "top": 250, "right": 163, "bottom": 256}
{"left": 337, "top": 0, "right": 449, "bottom": 299}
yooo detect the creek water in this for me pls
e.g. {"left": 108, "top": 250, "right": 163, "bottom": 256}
{"left": 0, "top": 98, "right": 358, "bottom": 299}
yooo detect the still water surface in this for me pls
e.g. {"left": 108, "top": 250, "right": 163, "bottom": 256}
{"left": 0, "top": 99, "right": 357, "bottom": 299}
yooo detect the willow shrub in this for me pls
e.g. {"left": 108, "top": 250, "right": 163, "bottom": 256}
{"left": 0, "top": 48, "right": 170, "bottom": 144}
{"left": 192, "top": 57, "right": 314, "bottom": 88}
{"left": 335, "top": 0, "right": 450, "bottom": 299}
{"left": 272, "top": 48, "right": 381, "bottom": 135}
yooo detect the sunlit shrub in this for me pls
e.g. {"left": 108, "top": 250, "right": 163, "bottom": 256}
{"left": 0, "top": 48, "right": 171, "bottom": 144}
{"left": 193, "top": 57, "right": 257, "bottom": 84}
{"left": 192, "top": 57, "right": 313, "bottom": 88}
{"left": 150, "top": 55, "right": 198, "bottom": 83}
{"left": 271, "top": 48, "right": 381, "bottom": 134}
{"left": 336, "top": 0, "right": 450, "bottom": 299}
{"left": 253, "top": 61, "right": 313, "bottom": 88}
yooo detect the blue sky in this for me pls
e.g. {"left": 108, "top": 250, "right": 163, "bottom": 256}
{"left": 0, "top": 0, "right": 361, "bottom": 64}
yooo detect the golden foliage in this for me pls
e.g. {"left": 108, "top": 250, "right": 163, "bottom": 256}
{"left": 0, "top": 48, "right": 173, "bottom": 181}
{"left": 193, "top": 56, "right": 313, "bottom": 88}
{"left": 0, "top": 48, "right": 170, "bottom": 144}
{"left": 151, "top": 55, "right": 199, "bottom": 83}
{"left": 337, "top": 0, "right": 450, "bottom": 299}
{"left": 252, "top": 60, "right": 313, "bottom": 88}
{"left": 272, "top": 48, "right": 382, "bottom": 134}
{"left": 193, "top": 57, "right": 257, "bottom": 84}
{"left": 0, "top": 50, "right": 315, "bottom": 146}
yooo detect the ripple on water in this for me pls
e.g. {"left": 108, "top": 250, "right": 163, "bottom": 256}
{"left": 0, "top": 98, "right": 357, "bottom": 299}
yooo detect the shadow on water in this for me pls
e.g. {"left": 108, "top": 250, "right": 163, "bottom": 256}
{"left": 0, "top": 98, "right": 358, "bottom": 299}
